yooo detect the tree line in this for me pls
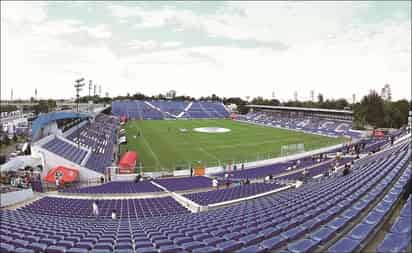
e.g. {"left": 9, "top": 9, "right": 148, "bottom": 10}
{"left": 3, "top": 90, "right": 410, "bottom": 130}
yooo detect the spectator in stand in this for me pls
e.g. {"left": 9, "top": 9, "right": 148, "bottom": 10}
{"left": 100, "top": 176, "right": 104, "bottom": 184}
{"left": 342, "top": 163, "right": 351, "bottom": 176}
{"left": 111, "top": 209, "right": 117, "bottom": 220}
{"left": 225, "top": 180, "right": 230, "bottom": 188}
{"left": 241, "top": 163, "right": 244, "bottom": 170}
{"left": 334, "top": 162, "right": 340, "bottom": 172}
{"left": 135, "top": 174, "right": 141, "bottom": 183}
{"left": 55, "top": 177, "right": 60, "bottom": 190}
{"left": 92, "top": 201, "right": 99, "bottom": 218}
{"left": 245, "top": 178, "right": 250, "bottom": 185}
{"left": 265, "top": 175, "right": 270, "bottom": 183}
{"left": 212, "top": 178, "right": 219, "bottom": 189}
{"left": 336, "top": 151, "right": 342, "bottom": 161}
{"left": 302, "top": 168, "right": 308, "bottom": 181}
{"left": 190, "top": 167, "right": 194, "bottom": 177}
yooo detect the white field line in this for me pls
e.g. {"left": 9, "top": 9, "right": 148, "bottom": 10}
{"left": 198, "top": 146, "right": 219, "bottom": 160}
{"left": 134, "top": 125, "right": 161, "bottom": 168}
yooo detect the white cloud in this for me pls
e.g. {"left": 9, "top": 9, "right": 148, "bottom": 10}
{"left": 1, "top": 1, "right": 47, "bottom": 24}
{"left": 127, "top": 40, "right": 182, "bottom": 51}
{"left": 1, "top": 2, "right": 410, "bottom": 102}
{"left": 80, "top": 24, "right": 112, "bottom": 39}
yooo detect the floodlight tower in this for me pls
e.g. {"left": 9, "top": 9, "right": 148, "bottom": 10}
{"left": 88, "top": 80, "right": 92, "bottom": 97}
{"left": 74, "top": 78, "right": 85, "bottom": 112}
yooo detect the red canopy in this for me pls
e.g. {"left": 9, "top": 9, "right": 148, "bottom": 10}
{"left": 118, "top": 151, "right": 138, "bottom": 174}
{"left": 120, "top": 116, "right": 128, "bottom": 122}
{"left": 44, "top": 166, "right": 79, "bottom": 185}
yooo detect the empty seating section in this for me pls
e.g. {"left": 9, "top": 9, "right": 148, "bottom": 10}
{"left": 237, "top": 111, "right": 361, "bottom": 138}
{"left": 63, "top": 181, "right": 162, "bottom": 194}
{"left": 1, "top": 140, "right": 410, "bottom": 253}
{"left": 18, "top": 196, "right": 189, "bottom": 219}
{"left": 112, "top": 100, "right": 229, "bottom": 120}
{"left": 377, "top": 195, "right": 411, "bottom": 253}
{"left": 154, "top": 176, "right": 214, "bottom": 191}
{"left": 41, "top": 114, "right": 118, "bottom": 174}
{"left": 184, "top": 183, "right": 282, "bottom": 205}
{"left": 150, "top": 100, "right": 189, "bottom": 118}
{"left": 69, "top": 114, "right": 118, "bottom": 173}
{"left": 43, "top": 137, "right": 87, "bottom": 164}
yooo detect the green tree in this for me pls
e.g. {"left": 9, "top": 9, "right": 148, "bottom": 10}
{"left": 317, "top": 93, "right": 324, "bottom": 104}
{"left": 355, "top": 90, "right": 385, "bottom": 128}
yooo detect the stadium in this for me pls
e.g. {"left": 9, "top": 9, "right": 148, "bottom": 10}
{"left": 1, "top": 2, "right": 411, "bottom": 253}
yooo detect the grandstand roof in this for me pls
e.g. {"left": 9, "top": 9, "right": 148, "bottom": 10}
{"left": 247, "top": 105, "right": 353, "bottom": 115}
{"left": 31, "top": 111, "right": 91, "bottom": 138}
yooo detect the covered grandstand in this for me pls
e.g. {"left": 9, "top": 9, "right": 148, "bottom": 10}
{"left": 30, "top": 111, "right": 120, "bottom": 181}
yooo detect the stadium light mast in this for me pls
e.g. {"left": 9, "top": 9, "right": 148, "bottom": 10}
{"left": 74, "top": 78, "right": 85, "bottom": 112}
{"left": 74, "top": 78, "right": 85, "bottom": 149}
{"left": 88, "top": 80, "right": 92, "bottom": 97}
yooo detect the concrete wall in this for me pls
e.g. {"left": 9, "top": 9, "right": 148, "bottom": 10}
{"left": 0, "top": 189, "right": 34, "bottom": 207}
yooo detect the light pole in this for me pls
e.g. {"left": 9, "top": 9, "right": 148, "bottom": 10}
{"left": 74, "top": 78, "right": 85, "bottom": 149}
{"left": 74, "top": 78, "right": 85, "bottom": 112}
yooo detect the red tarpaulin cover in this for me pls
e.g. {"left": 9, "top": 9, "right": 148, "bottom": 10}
{"left": 44, "top": 166, "right": 79, "bottom": 185}
{"left": 118, "top": 151, "right": 138, "bottom": 174}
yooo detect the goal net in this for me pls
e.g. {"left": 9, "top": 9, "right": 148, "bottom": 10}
{"left": 281, "top": 143, "right": 305, "bottom": 156}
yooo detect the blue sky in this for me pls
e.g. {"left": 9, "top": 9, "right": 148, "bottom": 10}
{"left": 1, "top": 1, "right": 410, "bottom": 101}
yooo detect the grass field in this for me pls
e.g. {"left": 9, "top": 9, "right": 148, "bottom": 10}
{"left": 120, "top": 119, "right": 346, "bottom": 172}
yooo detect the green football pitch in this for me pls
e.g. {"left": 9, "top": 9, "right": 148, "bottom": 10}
{"left": 120, "top": 119, "right": 346, "bottom": 172}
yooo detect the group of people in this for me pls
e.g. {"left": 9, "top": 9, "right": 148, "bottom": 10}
{"left": 222, "top": 163, "right": 245, "bottom": 172}
{"left": 311, "top": 153, "right": 327, "bottom": 164}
